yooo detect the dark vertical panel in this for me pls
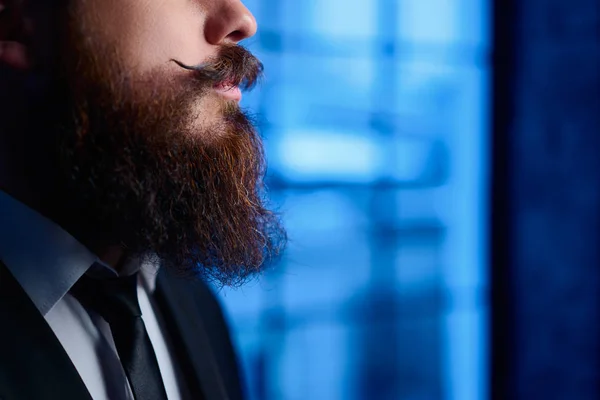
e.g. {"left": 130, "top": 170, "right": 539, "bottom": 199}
{"left": 489, "top": 0, "right": 518, "bottom": 398}
{"left": 492, "top": 0, "right": 600, "bottom": 398}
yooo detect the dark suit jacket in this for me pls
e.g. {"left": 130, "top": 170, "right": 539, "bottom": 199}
{"left": 0, "top": 261, "right": 245, "bottom": 400}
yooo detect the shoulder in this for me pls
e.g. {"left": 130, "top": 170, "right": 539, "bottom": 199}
{"left": 155, "top": 269, "right": 246, "bottom": 399}
{"left": 158, "top": 270, "right": 231, "bottom": 330}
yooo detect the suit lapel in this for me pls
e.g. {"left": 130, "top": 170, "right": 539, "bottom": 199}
{"left": 154, "top": 269, "right": 233, "bottom": 400}
{"left": 0, "top": 261, "right": 92, "bottom": 400}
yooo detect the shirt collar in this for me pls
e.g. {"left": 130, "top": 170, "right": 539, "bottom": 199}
{"left": 0, "top": 190, "right": 158, "bottom": 316}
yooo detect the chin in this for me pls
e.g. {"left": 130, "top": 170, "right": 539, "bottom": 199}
{"left": 194, "top": 96, "right": 228, "bottom": 122}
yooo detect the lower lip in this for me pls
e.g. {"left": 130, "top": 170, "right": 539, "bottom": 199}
{"left": 214, "top": 84, "right": 242, "bottom": 101}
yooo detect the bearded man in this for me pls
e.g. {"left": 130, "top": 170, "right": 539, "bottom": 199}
{"left": 0, "top": 0, "right": 285, "bottom": 399}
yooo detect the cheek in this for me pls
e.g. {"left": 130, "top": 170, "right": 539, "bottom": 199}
{"left": 130, "top": 7, "right": 208, "bottom": 70}
{"left": 81, "top": 0, "right": 212, "bottom": 74}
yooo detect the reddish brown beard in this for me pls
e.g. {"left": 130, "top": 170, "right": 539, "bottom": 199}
{"left": 29, "top": 34, "right": 286, "bottom": 284}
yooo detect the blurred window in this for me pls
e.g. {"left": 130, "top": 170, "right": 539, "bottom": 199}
{"left": 218, "top": 1, "right": 490, "bottom": 399}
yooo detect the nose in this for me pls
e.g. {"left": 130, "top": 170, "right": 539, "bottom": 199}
{"left": 203, "top": 0, "right": 258, "bottom": 45}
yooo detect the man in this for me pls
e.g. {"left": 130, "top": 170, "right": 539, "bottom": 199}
{"left": 0, "top": 0, "right": 285, "bottom": 399}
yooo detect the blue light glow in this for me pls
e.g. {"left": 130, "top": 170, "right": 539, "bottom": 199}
{"left": 217, "top": 1, "right": 490, "bottom": 399}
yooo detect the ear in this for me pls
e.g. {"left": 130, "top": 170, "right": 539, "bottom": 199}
{"left": 0, "top": 0, "right": 33, "bottom": 70}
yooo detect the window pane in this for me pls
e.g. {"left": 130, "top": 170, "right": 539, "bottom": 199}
{"left": 218, "top": 1, "right": 490, "bottom": 399}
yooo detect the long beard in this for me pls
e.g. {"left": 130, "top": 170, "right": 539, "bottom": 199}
{"left": 24, "top": 25, "right": 286, "bottom": 284}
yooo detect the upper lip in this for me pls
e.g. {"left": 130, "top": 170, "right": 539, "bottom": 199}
{"left": 214, "top": 80, "right": 236, "bottom": 88}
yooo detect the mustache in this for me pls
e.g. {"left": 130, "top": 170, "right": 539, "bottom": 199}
{"left": 171, "top": 45, "right": 264, "bottom": 91}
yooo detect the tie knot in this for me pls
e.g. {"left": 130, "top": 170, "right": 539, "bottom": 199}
{"left": 71, "top": 270, "right": 142, "bottom": 323}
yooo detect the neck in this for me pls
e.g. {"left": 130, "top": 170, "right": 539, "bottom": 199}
{"left": 94, "top": 244, "right": 125, "bottom": 270}
{"left": 0, "top": 175, "right": 128, "bottom": 272}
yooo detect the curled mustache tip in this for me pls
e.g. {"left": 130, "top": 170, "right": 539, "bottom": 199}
{"left": 170, "top": 59, "right": 207, "bottom": 71}
{"left": 170, "top": 49, "right": 264, "bottom": 91}
{"left": 170, "top": 59, "right": 190, "bottom": 69}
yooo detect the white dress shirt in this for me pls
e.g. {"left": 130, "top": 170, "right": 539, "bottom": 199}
{"left": 0, "top": 190, "right": 185, "bottom": 400}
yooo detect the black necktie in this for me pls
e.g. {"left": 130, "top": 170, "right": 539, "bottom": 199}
{"left": 71, "top": 270, "right": 169, "bottom": 400}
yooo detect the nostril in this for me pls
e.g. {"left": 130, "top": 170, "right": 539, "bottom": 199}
{"left": 226, "top": 9, "right": 257, "bottom": 43}
{"left": 226, "top": 30, "right": 247, "bottom": 43}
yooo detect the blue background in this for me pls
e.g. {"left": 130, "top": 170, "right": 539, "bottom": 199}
{"left": 217, "top": 1, "right": 491, "bottom": 399}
